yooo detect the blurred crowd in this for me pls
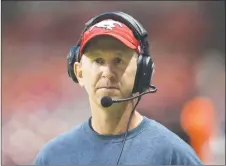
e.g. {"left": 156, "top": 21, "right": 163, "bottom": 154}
{"left": 2, "top": 1, "right": 225, "bottom": 165}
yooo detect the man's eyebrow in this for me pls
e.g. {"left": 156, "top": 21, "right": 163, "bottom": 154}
{"left": 114, "top": 51, "right": 124, "bottom": 56}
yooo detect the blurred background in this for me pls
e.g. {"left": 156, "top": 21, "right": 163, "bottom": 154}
{"left": 2, "top": 1, "right": 225, "bottom": 165}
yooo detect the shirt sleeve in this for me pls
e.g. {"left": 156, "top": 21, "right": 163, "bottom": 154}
{"left": 170, "top": 144, "right": 203, "bottom": 165}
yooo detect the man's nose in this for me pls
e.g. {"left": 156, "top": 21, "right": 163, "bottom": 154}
{"left": 102, "top": 65, "right": 115, "bottom": 80}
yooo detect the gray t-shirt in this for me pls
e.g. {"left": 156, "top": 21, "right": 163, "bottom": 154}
{"left": 34, "top": 116, "right": 203, "bottom": 165}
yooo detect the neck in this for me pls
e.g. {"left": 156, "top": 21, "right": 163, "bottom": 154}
{"left": 89, "top": 98, "right": 143, "bottom": 135}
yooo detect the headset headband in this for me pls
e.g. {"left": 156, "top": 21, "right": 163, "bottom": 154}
{"left": 77, "top": 11, "right": 148, "bottom": 47}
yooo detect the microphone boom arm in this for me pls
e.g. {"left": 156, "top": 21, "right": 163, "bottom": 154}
{"left": 113, "top": 84, "right": 157, "bottom": 103}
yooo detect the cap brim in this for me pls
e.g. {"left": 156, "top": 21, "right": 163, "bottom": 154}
{"left": 80, "top": 32, "right": 136, "bottom": 53}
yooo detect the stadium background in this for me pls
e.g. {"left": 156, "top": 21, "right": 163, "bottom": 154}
{"left": 2, "top": 1, "right": 225, "bottom": 165}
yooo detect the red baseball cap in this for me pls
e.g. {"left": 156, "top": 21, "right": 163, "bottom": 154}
{"left": 79, "top": 19, "right": 141, "bottom": 56}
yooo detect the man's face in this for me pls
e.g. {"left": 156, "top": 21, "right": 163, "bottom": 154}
{"left": 74, "top": 36, "right": 138, "bottom": 105}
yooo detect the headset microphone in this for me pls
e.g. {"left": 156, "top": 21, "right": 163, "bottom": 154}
{"left": 101, "top": 96, "right": 113, "bottom": 107}
{"left": 100, "top": 85, "right": 157, "bottom": 108}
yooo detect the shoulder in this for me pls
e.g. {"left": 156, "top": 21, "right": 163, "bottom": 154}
{"left": 34, "top": 122, "right": 84, "bottom": 165}
{"left": 143, "top": 117, "right": 203, "bottom": 165}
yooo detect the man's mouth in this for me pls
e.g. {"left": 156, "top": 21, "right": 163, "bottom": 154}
{"left": 97, "top": 87, "right": 119, "bottom": 90}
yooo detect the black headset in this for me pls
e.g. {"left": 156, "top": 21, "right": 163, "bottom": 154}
{"left": 67, "top": 11, "right": 155, "bottom": 94}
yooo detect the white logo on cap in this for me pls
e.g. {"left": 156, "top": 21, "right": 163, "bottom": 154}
{"left": 89, "top": 20, "right": 122, "bottom": 31}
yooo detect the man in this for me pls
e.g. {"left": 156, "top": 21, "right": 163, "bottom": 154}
{"left": 34, "top": 14, "right": 203, "bottom": 165}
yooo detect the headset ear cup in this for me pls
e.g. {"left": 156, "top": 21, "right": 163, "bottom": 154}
{"left": 132, "top": 55, "right": 143, "bottom": 93}
{"left": 67, "top": 46, "right": 80, "bottom": 83}
{"left": 132, "top": 55, "right": 154, "bottom": 93}
{"left": 142, "top": 56, "right": 154, "bottom": 90}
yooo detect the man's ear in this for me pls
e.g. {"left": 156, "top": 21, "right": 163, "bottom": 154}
{"left": 74, "top": 62, "right": 84, "bottom": 87}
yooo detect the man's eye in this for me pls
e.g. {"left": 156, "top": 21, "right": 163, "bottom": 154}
{"left": 115, "top": 57, "right": 123, "bottom": 64}
{"left": 94, "top": 58, "right": 104, "bottom": 64}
